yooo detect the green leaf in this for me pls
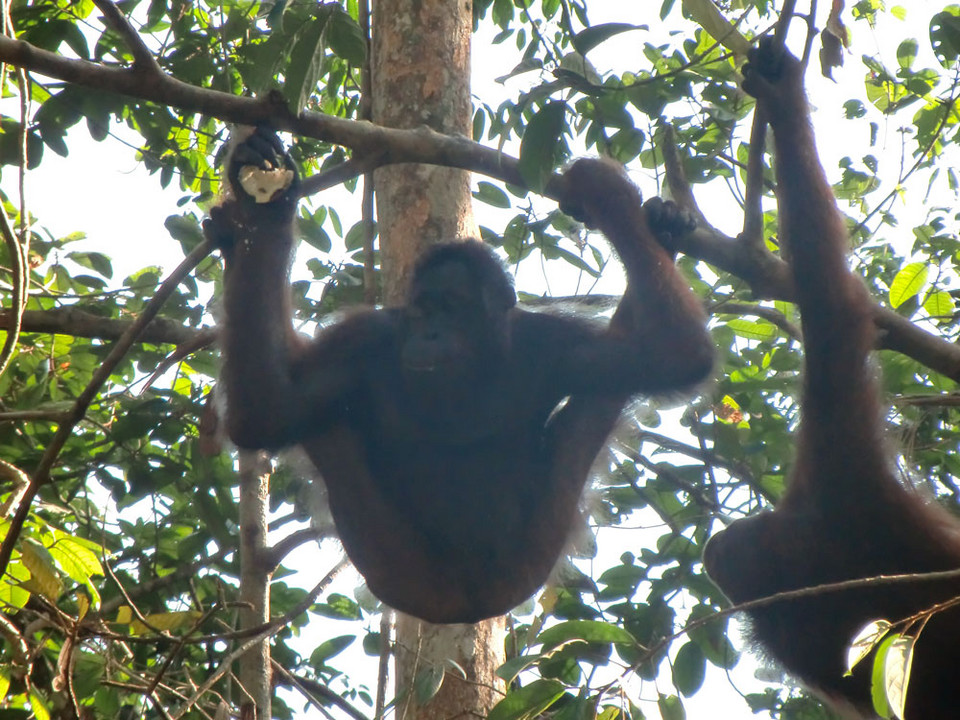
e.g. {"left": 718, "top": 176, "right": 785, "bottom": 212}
{"left": 313, "top": 592, "right": 361, "bottom": 619}
{"left": 125, "top": 610, "right": 203, "bottom": 635}
{"left": 847, "top": 619, "right": 893, "bottom": 673}
{"left": 572, "top": 23, "right": 644, "bottom": 55}
{"left": 345, "top": 220, "right": 371, "bottom": 251}
{"left": 473, "top": 108, "right": 486, "bottom": 141}
{"left": 164, "top": 214, "right": 205, "bottom": 249}
{"left": 680, "top": 0, "right": 750, "bottom": 55}
{"left": 880, "top": 634, "right": 915, "bottom": 720}
{"left": 29, "top": 689, "right": 51, "bottom": 720}
{"left": 299, "top": 215, "right": 334, "bottom": 252}
{"left": 518, "top": 101, "right": 567, "bottom": 193}
{"left": 889, "top": 262, "right": 928, "bottom": 308}
{"left": 414, "top": 664, "right": 445, "bottom": 704}
{"left": 488, "top": 679, "right": 565, "bottom": 720}
{"left": 541, "top": 0, "right": 560, "bottom": 19}
{"left": 309, "top": 634, "right": 355, "bottom": 667}
{"left": 540, "top": 244, "right": 600, "bottom": 277}
{"left": 671, "top": 642, "right": 706, "bottom": 697}
{"left": 725, "top": 318, "right": 777, "bottom": 341}
{"left": 0, "top": 120, "right": 44, "bottom": 168}
{"left": 362, "top": 631, "right": 384, "bottom": 655}
{"left": 931, "top": 9, "right": 960, "bottom": 66}
{"left": 0, "top": 560, "right": 31, "bottom": 610}
{"left": 686, "top": 605, "right": 739, "bottom": 669}
{"left": 896, "top": 39, "right": 919, "bottom": 69}
{"left": 328, "top": 7, "right": 367, "bottom": 65}
{"left": 285, "top": 16, "right": 329, "bottom": 114}
{"left": 22, "top": 539, "right": 63, "bottom": 602}
{"left": 657, "top": 693, "right": 686, "bottom": 720}
{"left": 496, "top": 654, "right": 542, "bottom": 683}
{"left": 49, "top": 534, "right": 104, "bottom": 582}
{"left": 870, "top": 633, "right": 898, "bottom": 718}
{"left": 66, "top": 251, "right": 113, "bottom": 279}
{"left": 923, "top": 290, "right": 955, "bottom": 319}
{"left": 241, "top": 34, "right": 289, "bottom": 94}
{"left": 267, "top": 0, "right": 291, "bottom": 28}
{"left": 536, "top": 620, "right": 636, "bottom": 650}
{"left": 555, "top": 696, "right": 594, "bottom": 720}
{"left": 474, "top": 181, "right": 511, "bottom": 208}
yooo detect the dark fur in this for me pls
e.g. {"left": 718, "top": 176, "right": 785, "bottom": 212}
{"left": 703, "top": 40, "right": 960, "bottom": 717}
{"left": 412, "top": 240, "right": 516, "bottom": 311}
{"left": 208, "top": 128, "right": 713, "bottom": 623}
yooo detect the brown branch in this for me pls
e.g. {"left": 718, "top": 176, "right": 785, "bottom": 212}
{"left": 267, "top": 527, "right": 328, "bottom": 571}
{"left": 0, "top": 410, "right": 69, "bottom": 422}
{"left": 741, "top": 110, "right": 768, "bottom": 251}
{"left": 637, "top": 428, "right": 758, "bottom": 488}
{"left": 0, "top": 307, "right": 214, "bottom": 345}
{"left": 0, "top": 35, "right": 528, "bottom": 191}
{"left": 298, "top": 153, "right": 383, "bottom": 198}
{"left": 601, "top": 564, "right": 960, "bottom": 700}
{"left": 666, "top": 216, "right": 960, "bottom": 383}
{"left": 0, "top": 35, "right": 959, "bottom": 385}
{"left": 893, "top": 394, "right": 960, "bottom": 408}
{"left": 875, "top": 312, "right": 960, "bottom": 380}
{"left": 713, "top": 299, "right": 802, "bottom": 340}
{"left": 660, "top": 125, "right": 708, "bottom": 228}
{"left": 0, "top": 187, "right": 24, "bottom": 381}
{"left": 141, "top": 330, "right": 218, "bottom": 389}
{"left": 92, "top": 0, "right": 160, "bottom": 72}
{"left": 274, "top": 663, "right": 373, "bottom": 720}
{"left": 358, "top": 0, "right": 376, "bottom": 305}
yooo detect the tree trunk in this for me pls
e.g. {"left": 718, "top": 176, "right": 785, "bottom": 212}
{"left": 372, "top": 0, "right": 480, "bottom": 305}
{"left": 370, "top": 0, "right": 506, "bottom": 715}
{"left": 394, "top": 614, "right": 505, "bottom": 720}
{"left": 237, "top": 450, "right": 273, "bottom": 719}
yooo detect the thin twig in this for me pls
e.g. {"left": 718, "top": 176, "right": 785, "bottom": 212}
{"left": 92, "top": 0, "right": 160, "bottom": 72}
{"left": 0, "top": 0, "right": 26, "bottom": 381}
{"left": 359, "top": 0, "right": 377, "bottom": 304}
{"left": 740, "top": 110, "right": 768, "bottom": 251}
{"left": 274, "top": 662, "right": 373, "bottom": 720}
{"left": 713, "top": 299, "right": 802, "bottom": 339}
{"left": 169, "top": 560, "right": 349, "bottom": 718}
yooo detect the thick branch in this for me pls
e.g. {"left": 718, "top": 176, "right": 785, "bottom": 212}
{"left": 660, "top": 124, "right": 960, "bottom": 382}
{"left": 672, "top": 225, "right": 960, "bottom": 381}
{"left": 1, "top": 35, "right": 959, "bottom": 381}
{"left": 0, "top": 307, "right": 213, "bottom": 345}
{"left": 0, "top": 36, "right": 528, "bottom": 191}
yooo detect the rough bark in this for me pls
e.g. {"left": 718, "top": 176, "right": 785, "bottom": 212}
{"left": 395, "top": 614, "right": 505, "bottom": 720}
{"left": 372, "top": 0, "right": 479, "bottom": 304}
{"left": 370, "top": 0, "right": 506, "bottom": 714}
{"left": 237, "top": 451, "right": 273, "bottom": 719}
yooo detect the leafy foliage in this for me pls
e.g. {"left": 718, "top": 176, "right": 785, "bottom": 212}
{"left": 1, "top": 2, "right": 960, "bottom": 720}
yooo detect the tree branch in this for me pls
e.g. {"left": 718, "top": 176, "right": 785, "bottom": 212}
{"left": 1, "top": 34, "right": 959, "bottom": 382}
{"left": 0, "top": 307, "right": 214, "bottom": 345}
{"left": 714, "top": 300, "right": 802, "bottom": 340}
{"left": 92, "top": 0, "right": 160, "bottom": 73}
{"left": 0, "top": 35, "right": 529, "bottom": 192}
